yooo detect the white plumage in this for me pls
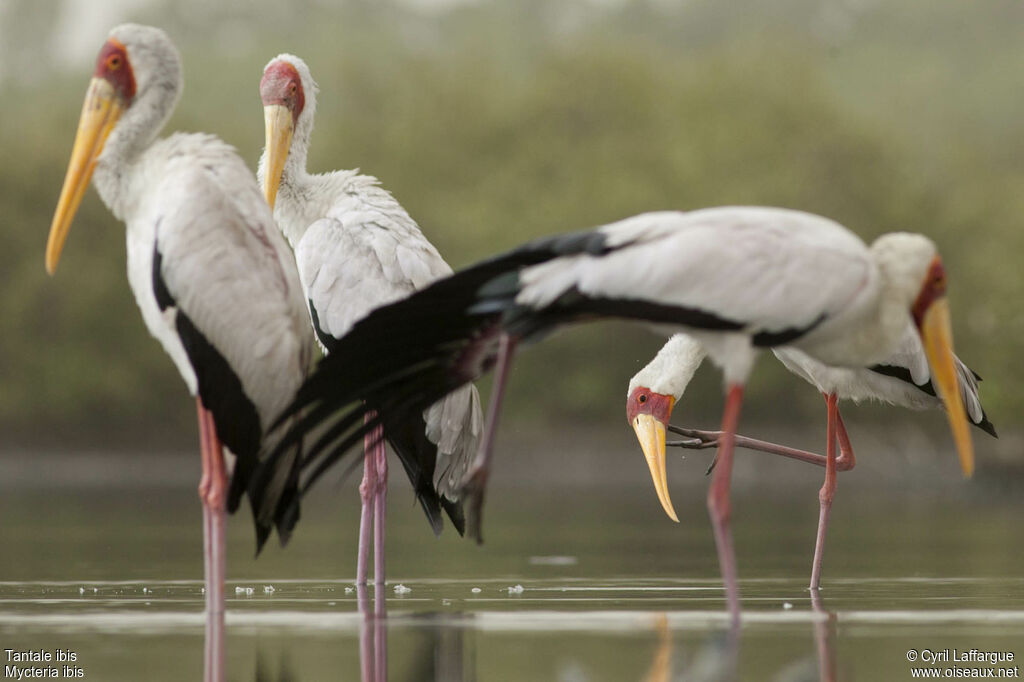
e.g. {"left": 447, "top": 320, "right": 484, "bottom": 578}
{"left": 120, "top": 133, "right": 310, "bottom": 428}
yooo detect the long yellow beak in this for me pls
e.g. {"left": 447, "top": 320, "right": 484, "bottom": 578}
{"left": 920, "top": 297, "right": 974, "bottom": 477}
{"left": 632, "top": 413, "right": 679, "bottom": 522}
{"left": 262, "top": 104, "right": 293, "bottom": 210}
{"left": 46, "top": 78, "right": 124, "bottom": 275}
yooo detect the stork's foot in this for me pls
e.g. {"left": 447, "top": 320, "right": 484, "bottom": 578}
{"left": 462, "top": 466, "right": 489, "bottom": 545}
{"left": 666, "top": 426, "right": 724, "bottom": 450}
{"left": 665, "top": 426, "right": 723, "bottom": 474}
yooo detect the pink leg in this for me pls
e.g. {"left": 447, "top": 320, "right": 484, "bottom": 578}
{"left": 356, "top": 411, "right": 378, "bottom": 586}
{"left": 669, "top": 417, "right": 859, "bottom": 471}
{"left": 809, "top": 393, "right": 839, "bottom": 590}
{"left": 834, "top": 409, "right": 856, "bottom": 472}
{"left": 464, "top": 333, "right": 517, "bottom": 543}
{"left": 707, "top": 384, "right": 744, "bottom": 628}
{"left": 371, "top": 419, "right": 387, "bottom": 588}
{"left": 196, "top": 399, "right": 226, "bottom": 682}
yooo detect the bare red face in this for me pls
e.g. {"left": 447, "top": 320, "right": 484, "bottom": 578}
{"left": 911, "top": 257, "right": 947, "bottom": 329}
{"left": 626, "top": 386, "right": 675, "bottom": 426}
{"left": 260, "top": 61, "right": 305, "bottom": 123}
{"left": 94, "top": 39, "right": 136, "bottom": 103}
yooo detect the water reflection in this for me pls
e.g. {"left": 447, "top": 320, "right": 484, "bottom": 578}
{"left": 810, "top": 590, "right": 837, "bottom": 682}
{"left": 642, "top": 614, "right": 671, "bottom": 682}
{"left": 254, "top": 653, "right": 297, "bottom": 682}
{"left": 233, "top": 599, "right": 714, "bottom": 681}
{"left": 677, "top": 634, "right": 732, "bottom": 682}
{"left": 361, "top": 586, "right": 388, "bottom": 682}
{"left": 766, "top": 592, "right": 838, "bottom": 682}
{"left": 638, "top": 615, "right": 745, "bottom": 682}
{"left": 6, "top": 483, "right": 1021, "bottom": 682}
{"left": 206, "top": 601, "right": 224, "bottom": 682}
{"left": 401, "top": 612, "right": 475, "bottom": 682}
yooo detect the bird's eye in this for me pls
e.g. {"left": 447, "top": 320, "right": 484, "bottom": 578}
{"left": 289, "top": 82, "right": 298, "bottom": 94}
{"left": 638, "top": 394, "right": 647, "bottom": 404}
{"left": 107, "top": 54, "right": 122, "bottom": 70}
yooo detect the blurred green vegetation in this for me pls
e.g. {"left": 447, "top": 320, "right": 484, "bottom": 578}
{"left": 1, "top": 0, "right": 1021, "bottom": 448}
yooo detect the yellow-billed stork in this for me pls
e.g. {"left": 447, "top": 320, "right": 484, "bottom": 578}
{"left": 267, "top": 206, "right": 976, "bottom": 625}
{"left": 44, "top": 25, "right": 312, "bottom": 675}
{"left": 628, "top": 331, "right": 994, "bottom": 589}
{"left": 256, "top": 54, "right": 482, "bottom": 584}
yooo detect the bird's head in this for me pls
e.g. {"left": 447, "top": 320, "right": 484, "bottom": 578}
{"left": 625, "top": 334, "right": 705, "bottom": 522}
{"left": 45, "top": 24, "right": 180, "bottom": 275}
{"left": 626, "top": 385, "right": 679, "bottom": 522}
{"left": 259, "top": 54, "right": 317, "bottom": 209}
{"left": 874, "top": 232, "right": 974, "bottom": 477}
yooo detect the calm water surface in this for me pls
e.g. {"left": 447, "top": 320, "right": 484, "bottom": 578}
{"left": 1, "top": 451, "right": 1021, "bottom": 681}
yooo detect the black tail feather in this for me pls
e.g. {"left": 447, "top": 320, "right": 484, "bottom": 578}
{"left": 384, "top": 408, "right": 473, "bottom": 537}
{"left": 247, "top": 418, "right": 305, "bottom": 555}
{"left": 271, "top": 429, "right": 304, "bottom": 547}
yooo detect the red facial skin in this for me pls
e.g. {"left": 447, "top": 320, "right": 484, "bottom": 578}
{"left": 626, "top": 386, "right": 674, "bottom": 426}
{"left": 94, "top": 39, "right": 136, "bottom": 103}
{"left": 911, "top": 257, "right": 947, "bottom": 328}
{"left": 260, "top": 61, "right": 305, "bottom": 124}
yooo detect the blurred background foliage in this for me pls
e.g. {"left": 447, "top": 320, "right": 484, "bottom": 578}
{"left": 0, "top": 0, "right": 1021, "bottom": 453}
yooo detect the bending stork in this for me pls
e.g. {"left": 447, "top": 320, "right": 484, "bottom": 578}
{"left": 268, "top": 206, "right": 976, "bottom": 625}
{"left": 257, "top": 54, "right": 482, "bottom": 584}
{"left": 627, "top": 331, "right": 994, "bottom": 589}
{"left": 45, "top": 24, "right": 312, "bottom": 675}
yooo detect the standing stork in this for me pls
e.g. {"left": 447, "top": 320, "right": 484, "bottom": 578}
{"left": 627, "top": 331, "right": 994, "bottom": 589}
{"left": 267, "top": 206, "right": 976, "bottom": 625}
{"left": 257, "top": 54, "right": 482, "bottom": 585}
{"left": 44, "top": 24, "right": 312, "bottom": 676}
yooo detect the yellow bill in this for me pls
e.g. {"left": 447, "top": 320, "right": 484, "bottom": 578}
{"left": 46, "top": 78, "right": 124, "bottom": 275}
{"left": 632, "top": 413, "right": 679, "bottom": 522}
{"left": 262, "top": 104, "right": 293, "bottom": 210}
{"left": 920, "top": 297, "right": 974, "bottom": 477}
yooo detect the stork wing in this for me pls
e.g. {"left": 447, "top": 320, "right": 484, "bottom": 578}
{"left": 517, "top": 208, "right": 873, "bottom": 341}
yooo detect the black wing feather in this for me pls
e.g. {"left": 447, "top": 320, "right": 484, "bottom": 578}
{"left": 868, "top": 364, "right": 997, "bottom": 438}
